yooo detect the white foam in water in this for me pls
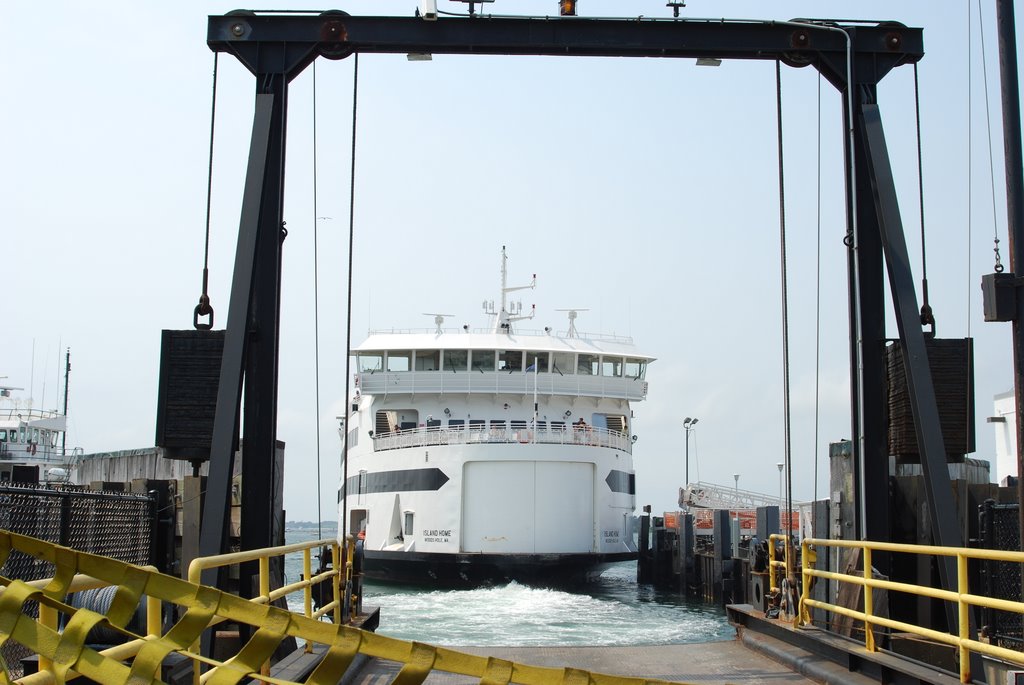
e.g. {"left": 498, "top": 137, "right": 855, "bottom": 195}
{"left": 364, "top": 567, "right": 733, "bottom": 646}
{"left": 283, "top": 531, "right": 732, "bottom": 647}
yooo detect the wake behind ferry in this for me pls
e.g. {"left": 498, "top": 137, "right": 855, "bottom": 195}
{"left": 341, "top": 248, "right": 654, "bottom": 586}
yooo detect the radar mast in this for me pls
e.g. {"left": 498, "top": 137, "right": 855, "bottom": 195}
{"left": 483, "top": 246, "right": 535, "bottom": 334}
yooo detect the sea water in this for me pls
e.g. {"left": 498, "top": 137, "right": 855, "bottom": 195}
{"left": 283, "top": 527, "right": 733, "bottom": 646}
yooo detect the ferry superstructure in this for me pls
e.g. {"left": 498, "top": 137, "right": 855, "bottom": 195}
{"left": 340, "top": 249, "right": 654, "bottom": 585}
{"left": 0, "top": 384, "right": 76, "bottom": 483}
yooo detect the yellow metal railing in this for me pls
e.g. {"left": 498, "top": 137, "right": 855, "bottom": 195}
{"left": 0, "top": 532, "right": 688, "bottom": 685}
{"left": 14, "top": 570, "right": 162, "bottom": 682}
{"left": 798, "top": 537, "right": 1024, "bottom": 684}
{"left": 187, "top": 537, "right": 345, "bottom": 624}
{"left": 187, "top": 537, "right": 347, "bottom": 682}
{"left": 767, "top": 534, "right": 790, "bottom": 593}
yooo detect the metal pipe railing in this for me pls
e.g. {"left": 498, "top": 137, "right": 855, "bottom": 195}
{"left": 187, "top": 537, "right": 344, "bottom": 683}
{"left": 372, "top": 424, "right": 632, "bottom": 453}
{"left": 799, "top": 537, "right": 1024, "bottom": 683}
{"left": 10, "top": 569, "right": 162, "bottom": 685}
{"left": 767, "top": 533, "right": 789, "bottom": 593}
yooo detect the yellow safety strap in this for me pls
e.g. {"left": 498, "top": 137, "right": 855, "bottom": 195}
{"left": 305, "top": 624, "right": 361, "bottom": 683}
{"left": 392, "top": 641, "right": 436, "bottom": 685}
{"left": 0, "top": 533, "right": 692, "bottom": 685}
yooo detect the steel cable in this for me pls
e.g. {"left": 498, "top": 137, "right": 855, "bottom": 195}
{"left": 775, "top": 60, "right": 794, "bottom": 562}
{"left": 813, "top": 72, "right": 822, "bottom": 510}
{"left": 312, "top": 61, "right": 323, "bottom": 541}
{"left": 914, "top": 64, "right": 935, "bottom": 330}
{"left": 194, "top": 53, "right": 218, "bottom": 330}
{"left": 341, "top": 54, "right": 360, "bottom": 539}
{"left": 977, "top": 0, "right": 1005, "bottom": 273}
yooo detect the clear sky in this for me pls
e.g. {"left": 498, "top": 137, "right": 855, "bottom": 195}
{"left": 1, "top": 1, "right": 1017, "bottom": 522}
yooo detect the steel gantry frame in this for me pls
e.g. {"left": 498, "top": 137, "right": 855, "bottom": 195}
{"left": 199, "top": 8, "right": 960, "bottom": 620}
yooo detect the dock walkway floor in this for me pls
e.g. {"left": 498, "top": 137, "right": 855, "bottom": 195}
{"left": 339, "top": 633, "right": 882, "bottom": 685}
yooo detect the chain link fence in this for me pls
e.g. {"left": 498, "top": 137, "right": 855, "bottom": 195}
{"left": 978, "top": 499, "right": 1022, "bottom": 649}
{"left": 0, "top": 484, "right": 154, "bottom": 675}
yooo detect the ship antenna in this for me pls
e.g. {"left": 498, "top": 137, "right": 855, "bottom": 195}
{"left": 487, "top": 246, "right": 536, "bottom": 334}
{"left": 555, "top": 308, "right": 589, "bottom": 338}
{"left": 423, "top": 313, "right": 455, "bottom": 335}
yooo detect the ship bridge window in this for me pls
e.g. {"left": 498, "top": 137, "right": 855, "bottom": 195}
{"left": 525, "top": 352, "right": 549, "bottom": 372}
{"left": 357, "top": 352, "right": 384, "bottom": 373}
{"left": 415, "top": 350, "right": 440, "bottom": 371}
{"left": 499, "top": 350, "right": 523, "bottom": 371}
{"left": 469, "top": 419, "right": 486, "bottom": 430}
{"left": 443, "top": 350, "right": 468, "bottom": 372}
{"left": 447, "top": 419, "right": 465, "bottom": 429}
{"left": 426, "top": 419, "right": 441, "bottom": 428}
{"left": 552, "top": 352, "right": 575, "bottom": 375}
{"left": 551, "top": 420, "right": 566, "bottom": 431}
{"left": 581, "top": 352, "right": 598, "bottom": 374}
{"left": 510, "top": 420, "right": 526, "bottom": 430}
{"left": 0, "top": 430, "right": 6, "bottom": 441}
{"left": 625, "top": 358, "right": 647, "bottom": 380}
{"left": 471, "top": 350, "right": 495, "bottom": 372}
{"left": 386, "top": 351, "right": 411, "bottom": 372}
{"left": 602, "top": 357, "right": 624, "bottom": 377}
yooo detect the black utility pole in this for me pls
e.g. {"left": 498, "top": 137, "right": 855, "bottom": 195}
{"left": 61, "top": 349, "right": 70, "bottom": 457}
{"left": 994, "top": 0, "right": 1024, "bottom": 554}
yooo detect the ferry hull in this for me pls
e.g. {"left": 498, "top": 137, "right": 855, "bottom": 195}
{"left": 362, "top": 549, "right": 637, "bottom": 587}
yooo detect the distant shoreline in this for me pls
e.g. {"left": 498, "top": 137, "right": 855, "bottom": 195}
{"left": 285, "top": 521, "right": 338, "bottom": 530}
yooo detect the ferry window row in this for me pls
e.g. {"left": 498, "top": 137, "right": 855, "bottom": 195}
{"left": 357, "top": 351, "right": 646, "bottom": 379}
{"left": 0, "top": 428, "right": 56, "bottom": 446}
{"left": 373, "top": 409, "right": 629, "bottom": 435}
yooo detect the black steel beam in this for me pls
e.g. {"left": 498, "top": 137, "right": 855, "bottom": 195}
{"left": 995, "top": 0, "right": 1024, "bottom": 558}
{"left": 239, "top": 72, "right": 288, "bottom": 610}
{"left": 201, "top": 13, "right": 940, "bottom": 640}
{"left": 208, "top": 13, "right": 922, "bottom": 88}
{"left": 846, "top": 85, "right": 889, "bottom": 557}
{"left": 861, "top": 103, "right": 965, "bottom": 636}
{"left": 198, "top": 94, "right": 275, "bottom": 577}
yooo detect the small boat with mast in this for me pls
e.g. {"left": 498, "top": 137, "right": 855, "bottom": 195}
{"left": 0, "top": 360, "right": 76, "bottom": 484}
{"left": 340, "top": 248, "right": 654, "bottom": 585}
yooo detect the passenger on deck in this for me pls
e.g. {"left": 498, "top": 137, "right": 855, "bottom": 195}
{"left": 573, "top": 418, "right": 587, "bottom": 442}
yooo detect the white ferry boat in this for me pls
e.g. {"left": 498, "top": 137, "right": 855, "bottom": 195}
{"left": 340, "top": 249, "right": 654, "bottom": 585}
{"left": 0, "top": 384, "right": 75, "bottom": 483}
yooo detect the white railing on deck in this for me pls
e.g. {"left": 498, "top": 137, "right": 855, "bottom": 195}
{"left": 372, "top": 425, "right": 632, "bottom": 454}
{"left": 366, "top": 327, "right": 634, "bottom": 344}
{"left": 357, "top": 370, "right": 648, "bottom": 400}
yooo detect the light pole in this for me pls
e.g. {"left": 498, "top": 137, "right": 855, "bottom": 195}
{"left": 733, "top": 473, "right": 740, "bottom": 503}
{"left": 777, "top": 462, "right": 784, "bottom": 531}
{"left": 683, "top": 417, "right": 698, "bottom": 488}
